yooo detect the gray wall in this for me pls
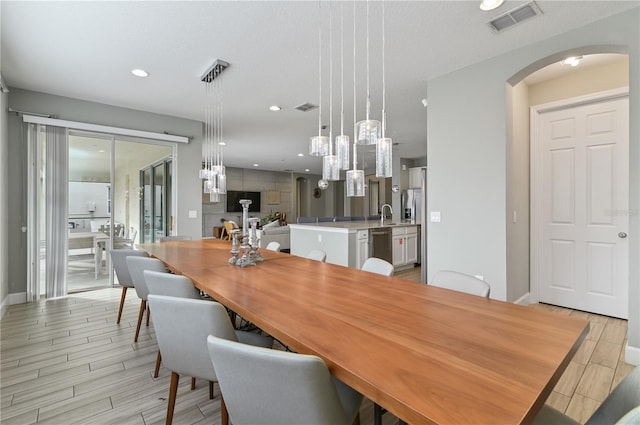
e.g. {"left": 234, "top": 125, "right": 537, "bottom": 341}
{"left": 427, "top": 8, "right": 639, "bottom": 356}
{"left": 6, "top": 88, "right": 203, "bottom": 297}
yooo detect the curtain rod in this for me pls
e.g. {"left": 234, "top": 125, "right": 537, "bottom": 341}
{"left": 8, "top": 108, "right": 54, "bottom": 118}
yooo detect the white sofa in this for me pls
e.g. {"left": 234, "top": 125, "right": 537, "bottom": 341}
{"left": 257, "top": 225, "right": 290, "bottom": 251}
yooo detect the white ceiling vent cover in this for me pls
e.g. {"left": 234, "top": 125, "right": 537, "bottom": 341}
{"left": 294, "top": 102, "right": 318, "bottom": 112}
{"left": 488, "top": 1, "right": 543, "bottom": 33}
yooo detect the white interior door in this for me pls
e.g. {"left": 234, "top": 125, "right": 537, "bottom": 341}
{"left": 536, "top": 93, "right": 629, "bottom": 318}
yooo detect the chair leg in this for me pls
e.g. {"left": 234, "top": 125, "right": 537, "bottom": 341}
{"left": 374, "top": 403, "right": 384, "bottom": 425}
{"left": 154, "top": 350, "right": 162, "bottom": 378}
{"left": 191, "top": 377, "right": 196, "bottom": 390}
{"left": 134, "top": 300, "right": 146, "bottom": 342}
{"left": 209, "top": 381, "right": 214, "bottom": 399}
{"left": 116, "top": 287, "right": 127, "bottom": 324}
{"left": 146, "top": 303, "right": 151, "bottom": 327}
{"left": 221, "top": 395, "right": 229, "bottom": 425}
{"left": 353, "top": 412, "right": 361, "bottom": 425}
{"left": 166, "top": 372, "right": 179, "bottom": 425}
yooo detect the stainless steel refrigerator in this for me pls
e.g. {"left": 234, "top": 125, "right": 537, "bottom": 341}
{"left": 402, "top": 189, "right": 422, "bottom": 223}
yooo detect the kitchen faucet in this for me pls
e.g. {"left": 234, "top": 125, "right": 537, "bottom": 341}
{"left": 381, "top": 204, "right": 393, "bottom": 226}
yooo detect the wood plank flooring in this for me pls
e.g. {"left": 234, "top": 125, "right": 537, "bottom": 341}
{"left": 1, "top": 267, "right": 632, "bottom": 424}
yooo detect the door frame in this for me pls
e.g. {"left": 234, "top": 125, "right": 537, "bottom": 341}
{"left": 530, "top": 86, "right": 629, "bottom": 305}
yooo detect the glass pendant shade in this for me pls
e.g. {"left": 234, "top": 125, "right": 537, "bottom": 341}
{"left": 376, "top": 137, "right": 393, "bottom": 177}
{"left": 209, "top": 190, "right": 220, "bottom": 203}
{"left": 211, "top": 164, "right": 225, "bottom": 176}
{"left": 217, "top": 173, "right": 227, "bottom": 194}
{"left": 199, "top": 168, "right": 208, "bottom": 179}
{"left": 204, "top": 179, "right": 213, "bottom": 193}
{"left": 322, "top": 155, "right": 340, "bottom": 181}
{"left": 346, "top": 169, "right": 365, "bottom": 197}
{"left": 356, "top": 119, "right": 381, "bottom": 145}
{"left": 336, "top": 135, "right": 350, "bottom": 170}
{"left": 309, "top": 135, "right": 330, "bottom": 156}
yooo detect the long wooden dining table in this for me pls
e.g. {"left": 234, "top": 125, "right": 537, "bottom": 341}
{"left": 139, "top": 239, "right": 589, "bottom": 425}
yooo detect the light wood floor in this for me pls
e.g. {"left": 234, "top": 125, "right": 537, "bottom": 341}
{"left": 0, "top": 267, "right": 632, "bottom": 425}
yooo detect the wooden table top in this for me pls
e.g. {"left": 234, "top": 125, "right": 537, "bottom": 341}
{"left": 140, "top": 239, "right": 589, "bottom": 425}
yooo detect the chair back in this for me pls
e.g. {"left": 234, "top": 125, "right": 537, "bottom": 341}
{"left": 207, "top": 335, "right": 360, "bottom": 425}
{"left": 144, "top": 270, "right": 201, "bottom": 300}
{"left": 265, "top": 241, "right": 281, "bottom": 252}
{"left": 585, "top": 366, "right": 640, "bottom": 425}
{"left": 158, "top": 235, "right": 192, "bottom": 242}
{"left": 147, "top": 295, "right": 238, "bottom": 381}
{"left": 306, "top": 249, "right": 326, "bottom": 262}
{"left": 361, "top": 257, "right": 394, "bottom": 276}
{"left": 110, "top": 249, "right": 148, "bottom": 288}
{"left": 126, "top": 256, "right": 167, "bottom": 300}
{"left": 430, "top": 270, "right": 490, "bottom": 297}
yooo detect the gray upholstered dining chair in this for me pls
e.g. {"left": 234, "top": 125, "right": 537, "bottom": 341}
{"left": 361, "top": 257, "right": 394, "bottom": 276}
{"left": 306, "top": 249, "right": 327, "bottom": 262}
{"left": 533, "top": 366, "right": 640, "bottom": 425}
{"left": 265, "top": 241, "right": 280, "bottom": 252}
{"left": 159, "top": 235, "right": 192, "bottom": 242}
{"left": 126, "top": 256, "right": 168, "bottom": 342}
{"left": 147, "top": 295, "right": 273, "bottom": 425}
{"left": 144, "top": 270, "right": 203, "bottom": 381}
{"left": 430, "top": 270, "right": 491, "bottom": 297}
{"left": 207, "top": 335, "right": 363, "bottom": 425}
{"left": 109, "top": 249, "right": 148, "bottom": 324}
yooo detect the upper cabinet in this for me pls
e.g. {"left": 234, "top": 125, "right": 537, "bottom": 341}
{"left": 409, "top": 167, "right": 426, "bottom": 189}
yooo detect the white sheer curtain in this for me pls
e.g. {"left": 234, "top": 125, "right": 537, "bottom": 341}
{"left": 45, "top": 126, "right": 69, "bottom": 298}
{"left": 26, "top": 123, "right": 69, "bottom": 300}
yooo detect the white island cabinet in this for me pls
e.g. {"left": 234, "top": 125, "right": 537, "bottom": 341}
{"left": 289, "top": 221, "right": 419, "bottom": 271}
{"left": 392, "top": 226, "right": 418, "bottom": 270}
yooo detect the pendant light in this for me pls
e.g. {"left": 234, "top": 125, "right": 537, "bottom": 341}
{"left": 310, "top": 2, "right": 329, "bottom": 157}
{"left": 376, "top": 0, "right": 392, "bottom": 178}
{"left": 199, "top": 59, "right": 229, "bottom": 203}
{"left": 323, "top": 1, "right": 340, "bottom": 182}
{"left": 336, "top": 3, "right": 350, "bottom": 170}
{"left": 347, "top": 0, "right": 364, "bottom": 197}
{"left": 355, "top": 0, "right": 381, "bottom": 146}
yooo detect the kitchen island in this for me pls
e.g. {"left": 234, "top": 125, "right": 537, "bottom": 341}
{"left": 289, "top": 221, "right": 420, "bottom": 270}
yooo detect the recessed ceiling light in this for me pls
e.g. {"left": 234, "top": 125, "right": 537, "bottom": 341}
{"left": 305, "top": 169, "right": 310, "bottom": 172}
{"left": 298, "top": 153, "right": 304, "bottom": 157}
{"left": 219, "top": 142, "right": 226, "bottom": 146}
{"left": 269, "top": 105, "right": 282, "bottom": 111}
{"left": 479, "top": 0, "right": 504, "bottom": 11}
{"left": 253, "top": 163, "right": 259, "bottom": 167}
{"left": 131, "top": 68, "right": 149, "bottom": 77}
{"left": 562, "top": 56, "right": 582, "bottom": 67}
{"left": 98, "top": 150, "right": 105, "bottom": 153}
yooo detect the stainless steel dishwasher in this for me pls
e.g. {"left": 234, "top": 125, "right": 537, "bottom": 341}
{"left": 370, "top": 227, "right": 392, "bottom": 263}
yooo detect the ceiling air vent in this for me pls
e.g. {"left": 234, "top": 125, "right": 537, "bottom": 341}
{"left": 487, "top": 1, "right": 542, "bottom": 33}
{"left": 294, "top": 102, "right": 318, "bottom": 112}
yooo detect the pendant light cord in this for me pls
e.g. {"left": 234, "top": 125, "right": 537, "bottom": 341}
{"left": 352, "top": 0, "right": 357, "bottom": 170}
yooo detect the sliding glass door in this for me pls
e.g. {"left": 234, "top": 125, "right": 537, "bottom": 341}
{"left": 140, "top": 158, "right": 173, "bottom": 243}
{"left": 28, "top": 125, "right": 175, "bottom": 298}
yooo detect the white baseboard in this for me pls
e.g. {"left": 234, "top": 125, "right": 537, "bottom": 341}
{"left": 0, "top": 295, "right": 8, "bottom": 319}
{"left": 513, "top": 292, "right": 530, "bottom": 306}
{"left": 625, "top": 344, "right": 640, "bottom": 366}
{"left": 9, "top": 292, "right": 26, "bottom": 305}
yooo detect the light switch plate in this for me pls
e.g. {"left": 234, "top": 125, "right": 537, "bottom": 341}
{"left": 188, "top": 210, "right": 197, "bottom": 219}
{"left": 430, "top": 211, "right": 441, "bottom": 223}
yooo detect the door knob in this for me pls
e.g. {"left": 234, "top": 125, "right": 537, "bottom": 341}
{"left": 618, "top": 232, "right": 627, "bottom": 239}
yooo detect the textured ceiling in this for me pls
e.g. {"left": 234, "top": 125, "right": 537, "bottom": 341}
{"left": 2, "top": 1, "right": 637, "bottom": 175}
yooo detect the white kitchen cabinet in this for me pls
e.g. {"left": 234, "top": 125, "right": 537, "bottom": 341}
{"left": 356, "top": 230, "right": 369, "bottom": 269}
{"left": 409, "top": 167, "right": 426, "bottom": 189}
{"left": 392, "top": 226, "right": 419, "bottom": 269}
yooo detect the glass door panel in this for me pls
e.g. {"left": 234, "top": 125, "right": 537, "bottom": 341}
{"left": 67, "top": 133, "right": 113, "bottom": 293}
{"left": 153, "top": 163, "right": 165, "bottom": 241}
